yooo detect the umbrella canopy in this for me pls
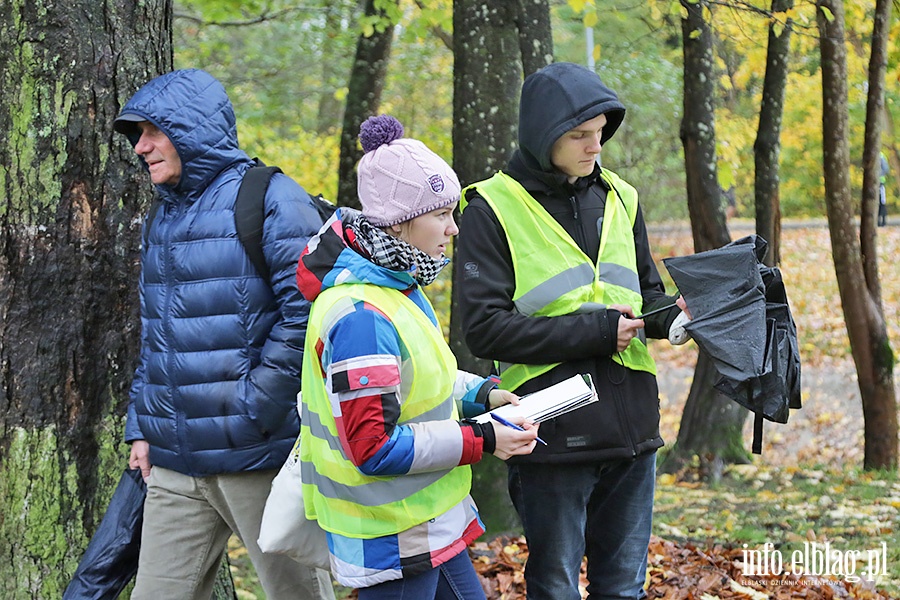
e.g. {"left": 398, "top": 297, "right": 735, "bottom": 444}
{"left": 663, "top": 239, "right": 768, "bottom": 382}
{"left": 663, "top": 235, "right": 802, "bottom": 451}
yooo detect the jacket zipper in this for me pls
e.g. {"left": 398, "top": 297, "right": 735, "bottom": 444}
{"left": 568, "top": 195, "right": 589, "bottom": 252}
{"left": 162, "top": 202, "right": 191, "bottom": 471}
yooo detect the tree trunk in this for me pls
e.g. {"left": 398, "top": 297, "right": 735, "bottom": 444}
{"left": 449, "top": 0, "right": 551, "bottom": 533}
{"left": 515, "top": 0, "right": 553, "bottom": 76}
{"left": 818, "top": 0, "right": 897, "bottom": 470}
{"left": 667, "top": 355, "right": 752, "bottom": 479}
{"left": 860, "top": 0, "right": 891, "bottom": 300}
{"left": 450, "top": 0, "right": 522, "bottom": 378}
{"left": 0, "top": 1, "right": 169, "bottom": 597}
{"left": 336, "top": 0, "right": 396, "bottom": 208}
{"left": 315, "top": 2, "right": 348, "bottom": 135}
{"left": 753, "top": 0, "right": 793, "bottom": 268}
{"left": 664, "top": 0, "right": 749, "bottom": 476}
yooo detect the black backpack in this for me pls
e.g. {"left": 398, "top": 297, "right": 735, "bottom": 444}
{"left": 143, "top": 158, "right": 337, "bottom": 281}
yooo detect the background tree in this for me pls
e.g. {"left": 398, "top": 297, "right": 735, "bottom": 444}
{"left": 817, "top": 0, "right": 897, "bottom": 470}
{"left": 449, "top": 0, "right": 552, "bottom": 532}
{"left": 316, "top": 2, "right": 352, "bottom": 135}
{"left": 336, "top": 0, "right": 398, "bottom": 208}
{"left": 754, "top": 0, "right": 794, "bottom": 267}
{"left": 0, "top": 0, "right": 169, "bottom": 596}
{"left": 662, "top": 0, "right": 750, "bottom": 477}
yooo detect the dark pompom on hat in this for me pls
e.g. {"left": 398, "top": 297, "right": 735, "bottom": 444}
{"left": 359, "top": 115, "right": 404, "bottom": 153}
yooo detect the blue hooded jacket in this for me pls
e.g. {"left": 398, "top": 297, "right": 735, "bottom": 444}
{"left": 117, "top": 69, "right": 322, "bottom": 475}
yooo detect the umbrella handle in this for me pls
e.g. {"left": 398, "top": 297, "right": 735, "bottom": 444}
{"left": 634, "top": 302, "right": 678, "bottom": 320}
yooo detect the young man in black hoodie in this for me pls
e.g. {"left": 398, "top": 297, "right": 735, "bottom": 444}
{"left": 456, "top": 62, "right": 689, "bottom": 599}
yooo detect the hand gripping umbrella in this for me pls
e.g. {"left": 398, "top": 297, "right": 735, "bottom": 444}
{"left": 663, "top": 235, "right": 801, "bottom": 453}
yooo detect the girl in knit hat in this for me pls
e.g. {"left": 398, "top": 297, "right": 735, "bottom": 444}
{"left": 295, "top": 115, "right": 539, "bottom": 599}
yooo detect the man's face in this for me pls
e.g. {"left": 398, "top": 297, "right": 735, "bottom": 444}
{"left": 549, "top": 113, "right": 608, "bottom": 182}
{"left": 134, "top": 122, "right": 182, "bottom": 186}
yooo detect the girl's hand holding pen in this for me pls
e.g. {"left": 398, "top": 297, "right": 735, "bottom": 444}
{"left": 490, "top": 414, "right": 541, "bottom": 460}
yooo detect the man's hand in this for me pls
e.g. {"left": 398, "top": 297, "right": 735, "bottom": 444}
{"left": 129, "top": 440, "right": 152, "bottom": 482}
{"left": 610, "top": 304, "right": 644, "bottom": 352}
{"left": 669, "top": 295, "right": 692, "bottom": 346}
{"left": 675, "top": 295, "right": 692, "bottom": 319}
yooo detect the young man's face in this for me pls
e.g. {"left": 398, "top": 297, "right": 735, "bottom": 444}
{"left": 549, "top": 112, "right": 608, "bottom": 182}
{"left": 134, "top": 122, "right": 182, "bottom": 186}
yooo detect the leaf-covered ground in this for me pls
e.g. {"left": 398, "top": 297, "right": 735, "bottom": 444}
{"left": 230, "top": 222, "right": 900, "bottom": 599}
{"left": 471, "top": 531, "right": 898, "bottom": 599}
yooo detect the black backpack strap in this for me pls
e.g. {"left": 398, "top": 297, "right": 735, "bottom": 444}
{"left": 142, "top": 195, "right": 163, "bottom": 250}
{"left": 310, "top": 193, "right": 337, "bottom": 223}
{"left": 235, "top": 158, "right": 282, "bottom": 281}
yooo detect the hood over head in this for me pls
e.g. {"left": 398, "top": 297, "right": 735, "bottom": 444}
{"left": 114, "top": 69, "right": 248, "bottom": 197}
{"left": 518, "top": 62, "right": 625, "bottom": 172}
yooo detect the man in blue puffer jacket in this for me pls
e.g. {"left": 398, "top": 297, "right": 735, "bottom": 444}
{"left": 114, "top": 69, "right": 334, "bottom": 599}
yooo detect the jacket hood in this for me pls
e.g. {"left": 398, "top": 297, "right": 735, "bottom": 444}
{"left": 518, "top": 62, "right": 625, "bottom": 172}
{"left": 296, "top": 208, "right": 418, "bottom": 302}
{"left": 114, "top": 69, "right": 249, "bottom": 199}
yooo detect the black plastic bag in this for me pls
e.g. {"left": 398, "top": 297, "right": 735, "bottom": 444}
{"left": 63, "top": 468, "right": 146, "bottom": 600}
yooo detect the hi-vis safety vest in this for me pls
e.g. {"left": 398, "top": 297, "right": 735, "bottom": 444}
{"left": 461, "top": 170, "right": 657, "bottom": 392}
{"left": 299, "top": 283, "right": 471, "bottom": 539}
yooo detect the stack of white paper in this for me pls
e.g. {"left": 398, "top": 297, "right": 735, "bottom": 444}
{"left": 473, "top": 373, "right": 598, "bottom": 424}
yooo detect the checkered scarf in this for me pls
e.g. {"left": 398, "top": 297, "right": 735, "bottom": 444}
{"left": 347, "top": 212, "right": 449, "bottom": 286}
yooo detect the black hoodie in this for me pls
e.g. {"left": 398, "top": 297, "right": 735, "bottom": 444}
{"left": 455, "top": 63, "right": 678, "bottom": 464}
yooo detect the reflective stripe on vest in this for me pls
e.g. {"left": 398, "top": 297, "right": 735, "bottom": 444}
{"left": 462, "top": 170, "right": 657, "bottom": 392}
{"left": 299, "top": 283, "right": 471, "bottom": 539}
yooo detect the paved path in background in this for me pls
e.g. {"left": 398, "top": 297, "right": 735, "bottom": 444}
{"left": 654, "top": 359, "right": 893, "bottom": 468}
{"left": 649, "top": 216, "right": 898, "bottom": 234}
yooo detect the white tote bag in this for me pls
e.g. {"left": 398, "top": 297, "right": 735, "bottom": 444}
{"left": 258, "top": 404, "right": 330, "bottom": 570}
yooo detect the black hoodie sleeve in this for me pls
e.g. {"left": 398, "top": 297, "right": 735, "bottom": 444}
{"left": 456, "top": 194, "right": 618, "bottom": 365}
{"left": 631, "top": 204, "right": 681, "bottom": 339}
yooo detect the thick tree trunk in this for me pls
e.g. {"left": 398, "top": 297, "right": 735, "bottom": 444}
{"left": 336, "top": 0, "right": 395, "bottom": 208}
{"left": 449, "top": 0, "right": 522, "bottom": 378}
{"left": 449, "top": 0, "right": 551, "bottom": 533}
{"left": 0, "top": 1, "right": 170, "bottom": 597}
{"left": 664, "top": 0, "right": 749, "bottom": 476}
{"left": 753, "top": 0, "right": 793, "bottom": 267}
{"left": 515, "top": 0, "right": 553, "bottom": 76}
{"left": 818, "top": 0, "right": 897, "bottom": 470}
{"left": 666, "top": 355, "right": 752, "bottom": 479}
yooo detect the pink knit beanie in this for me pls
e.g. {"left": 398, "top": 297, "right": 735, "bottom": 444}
{"left": 357, "top": 115, "right": 461, "bottom": 227}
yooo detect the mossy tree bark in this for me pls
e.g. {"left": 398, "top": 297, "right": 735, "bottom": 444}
{"left": 0, "top": 1, "right": 169, "bottom": 597}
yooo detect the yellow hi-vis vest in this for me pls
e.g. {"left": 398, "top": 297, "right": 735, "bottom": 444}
{"left": 461, "top": 170, "right": 657, "bottom": 392}
{"left": 299, "top": 283, "right": 471, "bottom": 539}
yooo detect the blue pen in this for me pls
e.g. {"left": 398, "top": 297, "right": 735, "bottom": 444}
{"left": 491, "top": 413, "right": 547, "bottom": 445}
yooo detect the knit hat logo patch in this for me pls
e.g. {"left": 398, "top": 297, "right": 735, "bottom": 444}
{"left": 428, "top": 174, "right": 445, "bottom": 194}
